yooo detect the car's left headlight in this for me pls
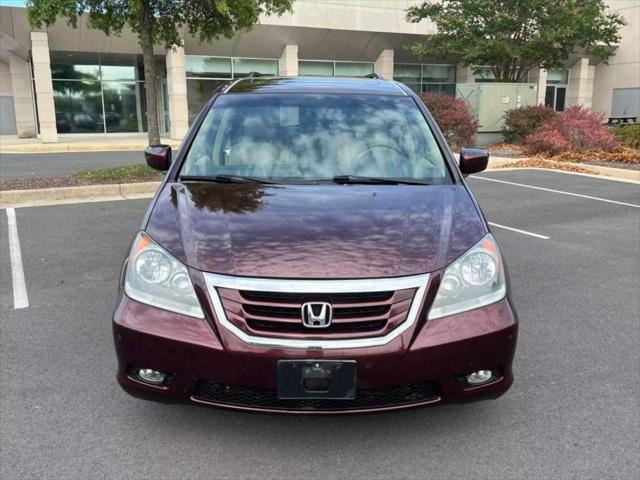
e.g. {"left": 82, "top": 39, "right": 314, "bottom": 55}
{"left": 428, "top": 233, "right": 506, "bottom": 320}
{"left": 124, "top": 232, "right": 204, "bottom": 318}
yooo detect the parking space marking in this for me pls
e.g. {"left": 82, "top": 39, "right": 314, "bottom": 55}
{"left": 6, "top": 208, "right": 29, "bottom": 309}
{"left": 474, "top": 176, "right": 640, "bottom": 208}
{"left": 488, "top": 222, "right": 550, "bottom": 240}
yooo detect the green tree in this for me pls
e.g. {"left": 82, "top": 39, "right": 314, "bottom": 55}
{"left": 406, "top": 0, "right": 624, "bottom": 82}
{"left": 27, "top": 0, "right": 294, "bottom": 145}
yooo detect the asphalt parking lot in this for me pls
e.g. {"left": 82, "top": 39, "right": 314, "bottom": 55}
{"left": 0, "top": 151, "right": 145, "bottom": 180}
{"left": 1, "top": 169, "right": 639, "bottom": 480}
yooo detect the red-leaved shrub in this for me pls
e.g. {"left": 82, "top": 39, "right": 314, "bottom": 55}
{"left": 524, "top": 106, "right": 618, "bottom": 155}
{"left": 558, "top": 106, "right": 618, "bottom": 152}
{"left": 523, "top": 126, "right": 571, "bottom": 156}
{"left": 419, "top": 93, "right": 478, "bottom": 150}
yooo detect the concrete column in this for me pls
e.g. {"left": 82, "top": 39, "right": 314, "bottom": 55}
{"left": 30, "top": 32, "right": 57, "bottom": 143}
{"left": 567, "top": 58, "right": 595, "bottom": 109}
{"left": 455, "top": 64, "right": 474, "bottom": 84}
{"left": 374, "top": 49, "right": 394, "bottom": 80}
{"left": 528, "top": 68, "right": 548, "bottom": 105}
{"left": 8, "top": 55, "right": 36, "bottom": 137}
{"left": 278, "top": 45, "right": 298, "bottom": 77}
{"left": 166, "top": 45, "right": 189, "bottom": 140}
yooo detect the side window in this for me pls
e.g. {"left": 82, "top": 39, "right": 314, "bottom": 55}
{"left": 408, "top": 107, "right": 446, "bottom": 178}
{"left": 183, "top": 105, "right": 230, "bottom": 174}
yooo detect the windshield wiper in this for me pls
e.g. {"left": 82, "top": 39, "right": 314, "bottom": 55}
{"left": 179, "top": 175, "right": 275, "bottom": 184}
{"left": 332, "top": 175, "right": 431, "bottom": 185}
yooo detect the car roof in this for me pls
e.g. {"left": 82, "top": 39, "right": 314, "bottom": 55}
{"left": 224, "top": 76, "right": 408, "bottom": 96}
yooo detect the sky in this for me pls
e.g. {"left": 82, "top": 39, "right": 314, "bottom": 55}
{"left": 0, "top": 1, "right": 26, "bottom": 7}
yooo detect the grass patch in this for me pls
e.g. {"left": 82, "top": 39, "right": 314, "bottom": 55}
{"left": 72, "top": 164, "right": 161, "bottom": 182}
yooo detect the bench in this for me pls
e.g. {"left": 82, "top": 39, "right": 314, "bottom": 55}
{"left": 606, "top": 115, "right": 639, "bottom": 125}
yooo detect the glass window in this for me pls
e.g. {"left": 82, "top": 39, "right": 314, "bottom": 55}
{"left": 48, "top": 52, "right": 155, "bottom": 135}
{"left": 474, "top": 67, "right": 496, "bottom": 82}
{"left": 181, "top": 94, "right": 450, "bottom": 183}
{"left": 186, "top": 56, "right": 232, "bottom": 79}
{"left": 394, "top": 64, "right": 456, "bottom": 96}
{"left": 612, "top": 87, "right": 640, "bottom": 116}
{"left": 185, "top": 57, "right": 278, "bottom": 124}
{"left": 422, "top": 65, "right": 455, "bottom": 83}
{"left": 334, "top": 62, "right": 374, "bottom": 77}
{"left": 298, "top": 61, "right": 334, "bottom": 76}
{"left": 187, "top": 79, "right": 227, "bottom": 124}
{"left": 544, "top": 86, "right": 555, "bottom": 108}
{"left": 53, "top": 80, "right": 103, "bottom": 133}
{"left": 547, "top": 69, "right": 569, "bottom": 85}
{"left": 232, "top": 58, "right": 278, "bottom": 77}
{"left": 403, "top": 83, "right": 421, "bottom": 94}
{"left": 160, "top": 79, "right": 171, "bottom": 133}
{"left": 422, "top": 83, "right": 441, "bottom": 94}
{"left": 439, "top": 83, "right": 456, "bottom": 96}
{"left": 474, "top": 66, "right": 530, "bottom": 83}
{"left": 555, "top": 87, "right": 566, "bottom": 112}
{"left": 101, "top": 65, "right": 137, "bottom": 82}
{"left": 545, "top": 85, "right": 567, "bottom": 112}
{"left": 394, "top": 64, "right": 421, "bottom": 84}
{"left": 103, "top": 82, "right": 147, "bottom": 133}
{"left": 421, "top": 83, "right": 455, "bottom": 95}
{"left": 51, "top": 61, "right": 100, "bottom": 81}
{"left": 100, "top": 54, "right": 144, "bottom": 81}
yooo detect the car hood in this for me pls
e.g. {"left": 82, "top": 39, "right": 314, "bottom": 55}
{"left": 145, "top": 182, "right": 486, "bottom": 278}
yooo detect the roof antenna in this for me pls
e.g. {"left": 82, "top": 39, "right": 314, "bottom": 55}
{"left": 365, "top": 73, "right": 384, "bottom": 80}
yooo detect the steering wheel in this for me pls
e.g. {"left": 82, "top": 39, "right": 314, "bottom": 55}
{"left": 353, "top": 143, "right": 408, "bottom": 176}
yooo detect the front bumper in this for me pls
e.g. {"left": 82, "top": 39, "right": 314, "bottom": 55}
{"left": 113, "top": 292, "right": 517, "bottom": 414}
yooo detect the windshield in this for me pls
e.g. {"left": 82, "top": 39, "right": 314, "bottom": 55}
{"left": 181, "top": 93, "right": 452, "bottom": 183}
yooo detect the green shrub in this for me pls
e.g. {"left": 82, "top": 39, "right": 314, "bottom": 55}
{"left": 502, "top": 105, "right": 558, "bottom": 144}
{"left": 613, "top": 124, "right": 640, "bottom": 149}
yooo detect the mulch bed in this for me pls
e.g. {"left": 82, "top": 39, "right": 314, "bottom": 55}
{"left": 0, "top": 175, "right": 161, "bottom": 191}
{"left": 496, "top": 157, "right": 593, "bottom": 173}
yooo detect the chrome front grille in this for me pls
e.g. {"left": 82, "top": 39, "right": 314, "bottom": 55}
{"left": 218, "top": 287, "right": 416, "bottom": 338}
{"left": 203, "top": 273, "right": 430, "bottom": 349}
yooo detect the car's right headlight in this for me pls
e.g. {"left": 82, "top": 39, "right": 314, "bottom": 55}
{"left": 428, "top": 233, "right": 506, "bottom": 320}
{"left": 124, "top": 232, "right": 204, "bottom": 319}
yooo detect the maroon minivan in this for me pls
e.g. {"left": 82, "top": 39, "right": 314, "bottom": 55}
{"left": 113, "top": 76, "right": 517, "bottom": 413}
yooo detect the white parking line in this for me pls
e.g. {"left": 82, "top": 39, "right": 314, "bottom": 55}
{"left": 473, "top": 176, "right": 640, "bottom": 208}
{"left": 488, "top": 222, "right": 550, "bottom": 240}
{"left": 6, "top": 208, "right": 29, "bottom": 309}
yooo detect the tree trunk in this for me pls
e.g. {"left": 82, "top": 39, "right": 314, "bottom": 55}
{"left": 137, "top": 0, "right": 161, "bottom": 146}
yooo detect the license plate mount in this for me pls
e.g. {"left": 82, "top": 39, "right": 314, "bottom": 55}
{"left": 277, "top": 360, "right": 357, "bottom": 400}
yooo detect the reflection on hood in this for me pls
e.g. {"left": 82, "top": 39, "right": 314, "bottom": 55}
{"left": 146, "top": 182, "right": 486, "bottom": 279}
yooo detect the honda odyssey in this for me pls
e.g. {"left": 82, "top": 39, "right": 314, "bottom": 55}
{"left": 113, "top": 76, "right": 517, "bottom": 413}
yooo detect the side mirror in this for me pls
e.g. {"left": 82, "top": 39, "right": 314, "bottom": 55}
{"left": 145, "top": 145, "right": 172, "bottom": 171}
{"left": 459, "top": 147, "right": 489, "bottom": 176}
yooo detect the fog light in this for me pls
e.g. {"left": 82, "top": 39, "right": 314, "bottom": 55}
{"left": 466, "top": 370, "right": 494, "bottom": 386}
{"left": 137, "top": 368, "right": 166, "bottom": 385}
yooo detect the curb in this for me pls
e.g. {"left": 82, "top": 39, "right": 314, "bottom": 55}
{"left": 486, "top": 156, "right": 640, "bottom": 182}
{"left": 0, "top": 142, "right": 181, "bottom": 154}
{"left": 576, "top": 163, "right": 640, "bottom": 181}
{"left": 486, "top": 157, "right": 522, "bottom": 169}
{"left": 0, "top": 181, "right": 161, "bottom": 208}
